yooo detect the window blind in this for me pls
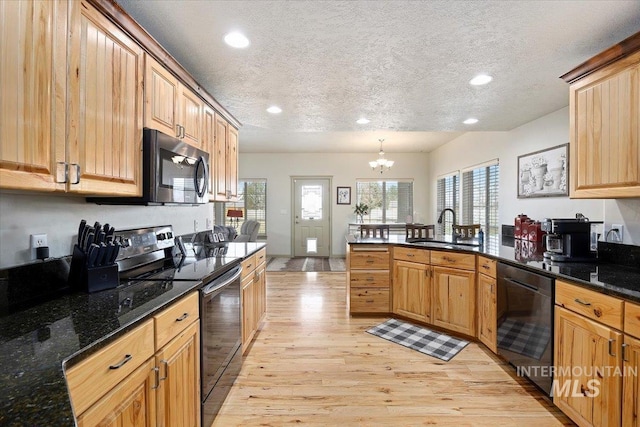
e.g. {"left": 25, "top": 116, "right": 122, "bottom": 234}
{"left": 461, "top": 162, "right": 499, "bottom": 252}
{"left": 226, "top": 179, "right": 267, "bottom": 237}
{"left": 356, "top": 180, "right": 413, "bottom": 223}
{"left": 436, "top": 173, "right": 459, "bottom": 236}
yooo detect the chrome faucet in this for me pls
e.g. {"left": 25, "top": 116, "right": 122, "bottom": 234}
{"left": 437, "top": 208, "right": 458, "bottom": 237}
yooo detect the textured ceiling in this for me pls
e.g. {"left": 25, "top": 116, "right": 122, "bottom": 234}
{"left": 117, "top": 0, "right": 640, "bottom": 153}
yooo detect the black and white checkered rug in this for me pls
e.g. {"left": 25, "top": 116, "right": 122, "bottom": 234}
{"left": 497, "top": 319, "right": 551, "bottom": 360}
{"left": 366, "top": 318, "right": 469, "bottom": 362}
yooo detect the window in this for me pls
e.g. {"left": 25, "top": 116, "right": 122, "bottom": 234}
{"left": 461, "top": 161, "right": 499, "bottom": 252}
{"left": 356, "top": 180, "right": 413, "bottom": 223}
{"left": 436, "top": 173, "right": 459, "bottom": 236}
{"left": 225, "top": 179, "right": 267, "bottom": 237}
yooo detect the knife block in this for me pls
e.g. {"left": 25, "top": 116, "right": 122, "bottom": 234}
{"left": 68, "top": 245, "right": 119, "bottom": 293}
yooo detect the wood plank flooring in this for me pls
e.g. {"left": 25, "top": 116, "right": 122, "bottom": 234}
{"left": 213, "top": 272, "right": 574, "bottom": 426}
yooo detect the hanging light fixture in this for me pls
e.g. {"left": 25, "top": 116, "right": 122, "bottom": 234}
{"left": 369, "top": 139, "right": 394, "bottom": 174}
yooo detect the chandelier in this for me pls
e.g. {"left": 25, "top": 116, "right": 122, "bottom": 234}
{"left": 369, "top": 139, "right": 394, "bottom": 174}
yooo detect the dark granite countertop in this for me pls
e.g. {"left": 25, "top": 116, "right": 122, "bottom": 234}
{"left": 0, "top": 242, "right": 265, "bottom": 427}
{"left": 347, "top": 234, "right": 640, "bottom": 303}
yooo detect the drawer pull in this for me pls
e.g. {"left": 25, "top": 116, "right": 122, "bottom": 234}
{"left": 366, "top": 299, "right": 374, "bottom": 303}
{"left": 622, "top": 343, "right": 629, "bottom": 362}
{"left": 443, "top": 256, "right": 454, "bottom": 262}
{"left": 160, "top": 359, "right": 169, "bottom": 381}
{"left": 366, "top": 277, "right": 374, "bottom": 282}
{"left": 482, "top": 265, "right": 490, "bottom": 270}
{"left": 574, "top": 298, "right": 591, "bottom": 306}
{"left": 608, "top": 339, "right": 616, "bottom": 357}
{"left": 176, "top": 313, "right": 189, "bottom": 322}
{"left": 109, "top": 354, "right": 132, "bottom": 370}
{"left": 407, "top": 253, "right": 415, "bottom": 257}
{"left": 151, "top": 366, "right": 160, "bottom": 389}
{"left": 366, "top": 259, "right": 375, "bottom": 263}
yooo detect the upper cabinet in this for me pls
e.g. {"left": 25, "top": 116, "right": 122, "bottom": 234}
{"left": 562, "top": 32, "right": 640, "bottom": 198}
{"left": 144, "top": 54, "right": 203, "bottom": 149}
{"left": 214, "top": 115, "right": 239, "bottom": 201}
{"left": 0, "top": 0, "right": 67, "bottom": 192}
{"left": 67, "top": 0, "right": 144, "bottom": 195}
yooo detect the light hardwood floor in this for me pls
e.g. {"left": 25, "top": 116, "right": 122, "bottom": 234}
{"left": 213, "top": 272, "right": 574, "bottom": 426}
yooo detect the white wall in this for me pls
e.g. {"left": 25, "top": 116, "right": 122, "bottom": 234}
{"left": 239, "top": 152, "right": 430, "bottom": 257}
{"left": 0, "top": 192, "right": 213, "bottom": 268}
{"left": 428, "top": 107, "right": 640, "bottom": 245}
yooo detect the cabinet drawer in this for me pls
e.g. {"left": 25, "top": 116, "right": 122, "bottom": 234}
{"left": 431, "top": 251, "right": 476, "bottom": 271}
{"left": 555, "top": 280, "right": 623, "bottom": 330}
{"left": 66, "top": 319, "right": 155, "bottom": 416}
{"left": 393, "top": 246, "right": 430, "bottom": 264}
{"left": 625, "top": 301, "right": 640, "bottom": 340}
{"left": 477, "top": 255, "right": 496, "bottom": 278}
{"left": 350, "top": 247, "right": 389, "bottom": 269}
{"left": 241, "top": 254, "right": 257, "bottom": 278}
{"left": 255, "top": 248, "right": 267, "bottom": 266}
{"left": 350, "top": 270, "right": 390, "bottom": 288}
{"left": 350, "top": 288, "right": 389, "bottom": 313}
{"left": 155, "top": 292, "right": 199, "bottom": 350}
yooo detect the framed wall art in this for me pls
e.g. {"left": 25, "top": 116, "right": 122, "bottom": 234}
{"left": 337, "top": 186, "right": 351, "bottom": 205}
{"left": 517, "top": 143, "right": 569, "bottom": 198}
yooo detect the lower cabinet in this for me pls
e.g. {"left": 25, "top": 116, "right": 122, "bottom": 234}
{"left": 66, "top": 292, "right": 201, "bottom": 426}
{"left": 554, "top": 306, "right": 622, "bottom": 427}
{"left": 242, "top": 249, "right": 267, "bottom": 353}
{"left": 477, "top": 272, "right": 497, "bottom": 353}
{"left": 432, "top": 266, "right": 476, "bottom": 336}
{"left": 623, "top": 334, "right": 640, "bottom": 427}
{"left": 392, "top": 259, "right": 430, "bottom": 323}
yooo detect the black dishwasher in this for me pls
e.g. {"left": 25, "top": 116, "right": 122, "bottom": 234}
{"left": 497, "top": 262, "right": 554, "bottom": 396}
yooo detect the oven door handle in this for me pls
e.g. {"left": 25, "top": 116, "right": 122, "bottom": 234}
{"left": 503, "top": 277, "right": 539, "bottom": 292}
{"left": 202, "top": 266, "right": 242, "bottom": 295}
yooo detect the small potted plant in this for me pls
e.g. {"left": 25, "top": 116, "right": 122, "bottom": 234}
{"left": 353, "top": 203, "right": 369, "bottom": 223}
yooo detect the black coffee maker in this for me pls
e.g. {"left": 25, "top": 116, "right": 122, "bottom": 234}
{"left": 541, "top": 215, "right": 602, "bottom": 262}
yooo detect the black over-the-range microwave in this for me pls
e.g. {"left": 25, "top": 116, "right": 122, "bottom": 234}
{"left": 89, "top": 128, "right": 209, "bottom": 205}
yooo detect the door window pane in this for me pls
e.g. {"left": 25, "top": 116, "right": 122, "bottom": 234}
{"left": 301, "top": 185, "right": 323, "bottom": 220}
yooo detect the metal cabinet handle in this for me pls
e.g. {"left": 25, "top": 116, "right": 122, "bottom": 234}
{"left": 407, "top": 253, "right": 415, "bottom": 257}
{"left": 109, "top": 354, "right": 132, "bottom": 369}
{"left": 56, "top": 162, "right": 68, "bottom": 183}
{"left": 608, "top": 339, "right": 616, "bottom": 357}
{"left": 366, "top": 277, "right": 374, "bottom": 282}
{"left": 176, "top": 312, "right": 189, "bottom": 322}
{"left": 69, "top": 163, "right": 81, "bottom": 184}
{"left": 482, "top": 264, "right": 490, "bottom": 270}
{"left": 159, "top": 359, "right": 169, "bottom": 381}
{"left": 622, "top": 343, "right": 629, "bottom": 362}
{"left": 151, "top": 366, "right": 160, "bottom": 389}
{"left": 574, "top": 298, "right": 591, "bottom": 306}
{"left": 176, "top": 125, "right": 182, "bottom": 138}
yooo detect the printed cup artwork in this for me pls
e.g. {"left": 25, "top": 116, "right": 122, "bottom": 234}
{"left": 517, "top": 143, "right": 569, "bottom": 198}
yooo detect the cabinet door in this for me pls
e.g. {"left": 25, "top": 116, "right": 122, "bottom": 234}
{"left": 255, "top": 262, "right": 267, "bottom": 326}
{"left": 477, "top": 273, "right": 497, "bottom": 353}
{"left": 554, "top": 306, "right": 622, "bottom": 427}
{"left": 569, "top": 51, "right": 640, "bottom": 198}
{"left": 76, "top": 358, "right": 157, "bottom": 427}
{"left": 68, "top": 0, "right": 143, "bottom": 195}
{"left": 214, "top": 115, "right": 229, "bottom": 199}
{"left": 241, "top": 273, "right": 255, "bottom": 353}
{"left": 144, "top": 54, "right": 178, "bottom": 138}
{"left": 156, "top": 321, "right": 201, "bottom": 427}
{"left": 227, "top": 125, "right": 239, "bottom": 198}
{"left": 203, "top": 105, "right": 216, "bottom": 196}
{"left": 623, "top": 334, "right": 640, "bottom": 427}
{"left": 432, "top": 266, "right": 476, "bottom": 336}
{"left": 177, "top": 84, "right": 202, "bottom": 148}
{"left": 0, "top": 0, "right": 67, "bottom": 191}
{"left": 392, "top": 260, "right": 430, "bottom": 323}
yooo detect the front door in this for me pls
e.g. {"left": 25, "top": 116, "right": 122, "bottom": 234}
{"left": 292, "top": 177, "right": 331, "bottom": 257}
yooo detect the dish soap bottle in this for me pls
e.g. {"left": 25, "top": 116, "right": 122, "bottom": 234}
{"left": 478, "top": 228, "right": 484, "bottom": 250}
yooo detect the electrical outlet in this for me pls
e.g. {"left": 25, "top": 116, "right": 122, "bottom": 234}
{"left": 612, "top": 224, "right": 624, "bottom": 241}
{"left": 194, "top": 220, "right": 199, "bottom": 232}
{"left": 30, "top": 233, "right": 48, "bottom": 248}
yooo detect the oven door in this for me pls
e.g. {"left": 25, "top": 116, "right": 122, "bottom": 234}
{"left": 148, "top": 128, "right": 209, "bottom": 204}
{"left": 200, "top": 264, "right": 242, "bottom": 425}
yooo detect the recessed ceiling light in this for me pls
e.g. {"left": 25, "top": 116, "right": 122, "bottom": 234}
{"left": 356, "top": 118, "right": 370, "bottom": 125}
{"left": 224, "top": 31, "right": 250, "bottom": 49}
{"left": 463, "top": 118, "right": 479, "bottom": 125}
{"left": 469, "top": 74, "right": 493, "bottom": 86}
{"left": 266, "top": 106, "right": 282, "bottom": 114}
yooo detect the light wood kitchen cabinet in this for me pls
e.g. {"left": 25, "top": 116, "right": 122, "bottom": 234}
{"left": 242, "top": 248, "right": 267, "bottom": 353}
{"left": 477, "top": 269, "right": 497, "bottom": 353}
{"left": 554, "top": 306, "right": 622, "bottom": 427}
{"left": 214, "top": 115, "right": 239, "bottom": 201}
{"left": 432, "top": 265, "right": 476, "bottom": 336}
{"left": 204, "top": 105, "right": 216, "bottom": 196}
{"left": 0, "top": 0, "right": 67, "bottom": 192}
{"left": 144, "top": 54, "right": 204, "bottom": 148}
{"left": 623, "top": 334, "right": 640, "bottom": 427}
{"left": 392, "top": 259, "right": 430, "bottom": 323}
{"left": 348, "top": 245, "right": 390, "bottom": 314}
{"left": 563, "top": 33, "right": 640, "bottom": 198}
{"left": 67, "top": 292, "right": 201, "bottom": 426}
{"left": 67, "top": 0, "right": 143, "bottom": 195}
